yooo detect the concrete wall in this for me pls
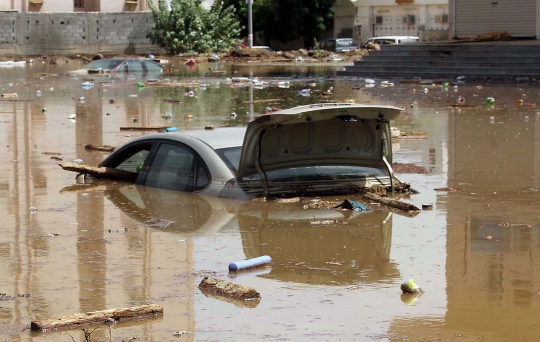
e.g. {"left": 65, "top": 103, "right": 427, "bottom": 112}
{"left": 0, "top": 0, "right": 214, "bottom": 12}
{"left": 0, "top": 12, "right": 162, "bottom": 56}
{"left": 0, "top": 0, "right": 160, "bottom": 12}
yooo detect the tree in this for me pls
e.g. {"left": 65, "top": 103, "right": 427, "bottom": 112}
{"left": 147, "top": 0, "right": 242, "bottom": 55}
{"left": 222, "top": 0, "right": 264, "bottom": 38}
{"left": 222, "top": 0, "right": 334, "bottom": 47}
{"left": 264, "top": 0, "right": 334, "bottom": 47}
{"left": 201, "top": 1, "right": 243, "bottom": 52}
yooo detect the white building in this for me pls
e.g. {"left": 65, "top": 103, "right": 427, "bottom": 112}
{"left": 335, "top": 0, "right": 450, "bottom": 46}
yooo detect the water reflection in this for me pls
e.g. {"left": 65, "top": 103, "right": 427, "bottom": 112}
{"left": 98, "top": 184, "right": 399, "bottom": 286}
{"left": 387, "top": 85, "right": 540, "bottom": 341}
{"left": 239, "top": 209, "right": 398, "bottom": 285}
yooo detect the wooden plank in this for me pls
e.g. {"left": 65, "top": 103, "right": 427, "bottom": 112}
{"left": 244, "top": 99, "right": 280, "bottom": 104}
{"left": 31, "top": 304, "right": 163, "bottom": 331}
{"left": 363, "top": 192, "right": 420, "bottom": 212}
{"left": 84, "top": 144, "right": 116, "bottom": 152}
{"left": 59, "top": 163, "right": 137, "bottom": 183}
{"left": 198, "top": 276, "right": 260, "bottom": 300}
{"left": 119, "top": 126, "right": 171, "bottom": 131}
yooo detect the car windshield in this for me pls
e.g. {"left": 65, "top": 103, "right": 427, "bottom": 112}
{"left": 215, "top": 146, "right": 385, "bottom": 181}
{"left": 336, "top": 40, "right": 355, "bottom": 47}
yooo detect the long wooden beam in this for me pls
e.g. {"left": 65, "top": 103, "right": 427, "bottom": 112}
{"left": 31, "top": 304, "right": 163, "bottom": 331}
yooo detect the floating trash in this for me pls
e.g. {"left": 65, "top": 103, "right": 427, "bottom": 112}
{"left": 229, "top": 255, "right": 272, "bottom": 272}
{"left": 401, "top": 279, "right": 424, "bottom": 294}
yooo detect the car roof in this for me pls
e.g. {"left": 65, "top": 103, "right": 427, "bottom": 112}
{"left": 90, "top": 58, "right": 163, "bottom": 63}
{"left": 130, "top": 127, "right": 246, "bottom": 150}
{"left": 176, "top": 127, "right": 246, "bottom": 149}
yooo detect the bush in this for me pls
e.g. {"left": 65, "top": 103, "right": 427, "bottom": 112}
{"left": 147, "top": 0, "right": 242, "bottom": 55}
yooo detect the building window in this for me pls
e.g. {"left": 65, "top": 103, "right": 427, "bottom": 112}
{"left": 74, "top": 0, "right": 84, "bottom": 9}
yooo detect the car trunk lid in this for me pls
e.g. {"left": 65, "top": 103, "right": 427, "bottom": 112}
{"left": 236, "top": 103, "right": 403, "bottom": 180}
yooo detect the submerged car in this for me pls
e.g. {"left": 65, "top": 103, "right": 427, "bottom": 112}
{"left": 94, "top": 103, "right": 402, "bottom": 200}
{"left": 69, "top": 58, "right": 164, "bottom": 75}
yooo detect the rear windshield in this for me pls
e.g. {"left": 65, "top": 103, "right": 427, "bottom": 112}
{"left": 215, "top": 147, "right": 242, "bottom": 174}
{"left": 83, "top": 59, "right": 124, "bottom": 70}
{"left": 215, "top": 147, "right": 385, "bottom": 181}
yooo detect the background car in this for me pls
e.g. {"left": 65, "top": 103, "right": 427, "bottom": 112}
{"left": 69, "top": 58, "right": 164, "bottom": 75}
{"left": 234, "top": 42, "right": 248, "bottom": 49}
{"left": 361, "top": 36, "right": 419, "bottom": 48}
{"left": 96, "top": 103, "right": 402, "bottom": 199}
{"left": 319, "top": 38, "right": 359, "bottom": 52}
{"left": 252, "top": 46, "right": 274, "bottom": 52}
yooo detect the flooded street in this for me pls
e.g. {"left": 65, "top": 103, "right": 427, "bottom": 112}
{"left": 1, "top": 61, "right": 540, "bottom": 341}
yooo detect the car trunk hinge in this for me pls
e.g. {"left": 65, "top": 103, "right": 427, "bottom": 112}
{"left": 255, "top": 130, "right": 270, "bottom": 198}
{"left": 381, "top": 139, "right": 395, "bottom": 193}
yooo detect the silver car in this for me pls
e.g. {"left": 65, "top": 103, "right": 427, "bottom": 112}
{"left": 98, "top": 103, "right": 402, "bottom": 199}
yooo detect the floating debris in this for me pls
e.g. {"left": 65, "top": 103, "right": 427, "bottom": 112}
{"left": 198, "top": 276, "right": 260, "bottom": 300}
{"left": 229, "top": 256, "right": 272, "bottom": 272}
{"left": 401, "top": 279, "right": 424, "bottom": 294}
{"left": 309, "top": 219, "right": 347, "bottom": 226}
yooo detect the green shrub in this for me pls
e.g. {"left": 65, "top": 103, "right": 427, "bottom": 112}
{"left": 147, "top": 0, "right": 242, "bottom": 55}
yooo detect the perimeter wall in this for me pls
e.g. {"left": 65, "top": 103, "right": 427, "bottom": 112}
{"left": 0, "top": 11, "right": 162, "bottom": 56}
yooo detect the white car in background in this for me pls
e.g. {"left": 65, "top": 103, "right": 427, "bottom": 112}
{"left": 362, "top": 36, "right": 419, "bottom": 48}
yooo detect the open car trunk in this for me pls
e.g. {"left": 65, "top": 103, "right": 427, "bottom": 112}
{"left": 236, "top": 103, "right": 402, "bottom": 196}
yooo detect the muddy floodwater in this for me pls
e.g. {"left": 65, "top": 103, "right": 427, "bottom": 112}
{"left": 1, "top": 61, "right": 540, "bottom": 341}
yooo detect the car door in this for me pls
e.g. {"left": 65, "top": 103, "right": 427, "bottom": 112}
{"left": 143, "top": 142, "right": 211, "bottom": 192}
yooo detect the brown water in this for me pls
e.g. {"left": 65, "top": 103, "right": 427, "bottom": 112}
{"left": 1, "top": 62, "right": 540, "bottom": 341}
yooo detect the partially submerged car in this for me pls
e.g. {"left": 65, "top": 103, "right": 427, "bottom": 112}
{"left": 69, "top": 58, "right": 164, "bottom": 75}
{"left": 72, "top": 103, "right": 403, "bottom": 200}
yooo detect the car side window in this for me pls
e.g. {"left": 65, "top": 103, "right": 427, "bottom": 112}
{"left": 143, "top": 61, "right": 162, "bottom": 72}
{"left": 126, "top": 60, "right": 145, "bottom": 73}
{"left": 145, "top": 143, "right": 195, "bottom": 191}
{"left": 105, "top": 142, "right": 154, "bottom": 174}
{"left": 195, "top": 162, "right": 210, "bottom": 191}
{"left": 117, "top": 150, "right": 150, "bottom": 173}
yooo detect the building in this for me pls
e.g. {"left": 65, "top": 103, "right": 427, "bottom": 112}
{"left": 334, "top": 0, "right": 450, "bottom": 46}
{"left": 0, "top": 0, "right": 215, "bottom": 12}
{"left": 450, "top": 0, "right": 538, "bottom": 39}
